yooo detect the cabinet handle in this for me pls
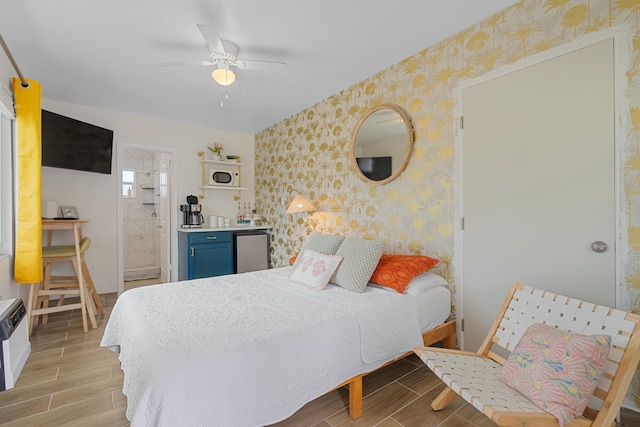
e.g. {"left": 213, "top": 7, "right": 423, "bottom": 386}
{"left": 190, "top": 247, "right": 194, "bottom": 257}
{"left": 206, "top": 236, "right": 217, "bottom": 240}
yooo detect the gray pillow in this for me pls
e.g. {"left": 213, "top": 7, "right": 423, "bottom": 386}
{"left": 292, "top": 232, "right": 345, "bottom": 270}
{"left": 330, "top": 237, "right": 384, "bottom": 293}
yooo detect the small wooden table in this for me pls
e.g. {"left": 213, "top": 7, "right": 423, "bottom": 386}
{"left": 41, "top": 219, "right": 96, "bottom": 332}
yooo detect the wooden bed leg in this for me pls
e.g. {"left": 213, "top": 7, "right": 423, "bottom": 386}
{"left": 442, "top": 330, "right": 457, "bottom": 349}
{"left": 348, "top": 375, "right": 363, "bottom": 419}
{"left": 431, "top": 386, "right": 456, "bottom": 411}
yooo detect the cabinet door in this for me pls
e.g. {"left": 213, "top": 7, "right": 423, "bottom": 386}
{"left": 192, "top": 242, "right": 233, "bottom": 278}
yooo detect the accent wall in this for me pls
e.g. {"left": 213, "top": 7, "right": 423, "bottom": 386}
{"left": 255, "top": 0, "right": 640, "bottom": 320}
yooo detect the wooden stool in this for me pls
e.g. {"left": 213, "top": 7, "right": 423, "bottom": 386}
{"left": 27, "top": 237, "right": 103, "bottom": 335}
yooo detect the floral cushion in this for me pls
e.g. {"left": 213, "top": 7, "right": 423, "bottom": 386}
{"left": 499, "top": 323, "right": 611, "bottom": 426}
{"left": 369, "top": 254, "right": 440, "bottom": 293}
{"left": 289, "top": 249, "right": 343, "bottom": 290}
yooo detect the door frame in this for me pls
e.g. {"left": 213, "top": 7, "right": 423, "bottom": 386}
{"left": 116, "top": 142, "right": 179, "bottom": 295}
{"left": 452, "top": 27, "right": 631, "bottom": 350}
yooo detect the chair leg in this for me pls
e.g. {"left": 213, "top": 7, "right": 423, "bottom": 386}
{"left": 431, "top": 386, "right": 457, "bottom": 411}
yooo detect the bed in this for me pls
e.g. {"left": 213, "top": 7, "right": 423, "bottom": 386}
{"left": 101, "top": 267, "right": 454, "bottom": 426}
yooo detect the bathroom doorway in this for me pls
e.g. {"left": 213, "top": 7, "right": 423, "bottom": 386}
{"left": 117, "top": 143, "right": 176, "bottom": 293}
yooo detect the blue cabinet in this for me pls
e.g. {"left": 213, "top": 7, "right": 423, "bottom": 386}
{"left": 178, "top": 231, "right": 233, "bottom": 280}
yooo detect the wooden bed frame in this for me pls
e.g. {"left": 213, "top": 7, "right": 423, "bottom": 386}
{"left": 337, "top": 319, "right": 457, "bottom": 419}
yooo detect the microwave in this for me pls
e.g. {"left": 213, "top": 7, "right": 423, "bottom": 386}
{"left": 209, "top": 169, "right": 239, "bottom": 187}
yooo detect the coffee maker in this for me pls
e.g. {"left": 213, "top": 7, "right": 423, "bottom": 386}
{"left": 180, "top": 195, "right": 204, "bottom": 228}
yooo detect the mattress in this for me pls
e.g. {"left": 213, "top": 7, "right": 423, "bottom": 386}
{"left": 101, "top": 267, "right": 450, "bottom": 426}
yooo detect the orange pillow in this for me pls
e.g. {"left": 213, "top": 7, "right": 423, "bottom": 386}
{"left": 369, "top": 254, "right": 439, "bottom": 293}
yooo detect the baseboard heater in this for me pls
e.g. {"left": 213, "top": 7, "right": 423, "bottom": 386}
{"left": 0, "top": 299, "right": 30, "bottom": 391}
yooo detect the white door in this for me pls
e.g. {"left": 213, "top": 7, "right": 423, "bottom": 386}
{"left": 461, "top": 39, "right": 615, "bottom": 352}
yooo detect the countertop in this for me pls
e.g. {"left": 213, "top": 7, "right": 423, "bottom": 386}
{"left": 177, "top": 225, "right": 270, "bottom": 233}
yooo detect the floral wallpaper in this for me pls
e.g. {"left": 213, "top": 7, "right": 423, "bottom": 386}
{"left": 255, "top": 0, "right": 640, "bottom": 395}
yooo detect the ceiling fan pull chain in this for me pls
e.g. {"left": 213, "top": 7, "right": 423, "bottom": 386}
{"left": 220, "top": 90, "right": 230, "bottom": 108}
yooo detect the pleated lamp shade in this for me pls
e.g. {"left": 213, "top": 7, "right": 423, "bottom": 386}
{"left": 286, "top": 194, "right": 315, "bottom": 214}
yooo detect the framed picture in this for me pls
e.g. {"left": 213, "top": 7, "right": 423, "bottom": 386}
{"left": 60, "top": 205, "right": 79, "bottom": 219}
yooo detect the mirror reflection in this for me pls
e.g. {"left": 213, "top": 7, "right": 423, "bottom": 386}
{"left": 350, "top": 104, "right": 413, "bottom": 185}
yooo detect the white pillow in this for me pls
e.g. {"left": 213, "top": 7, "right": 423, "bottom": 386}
{"left": 403, "top": 272, "right": 448, "bottom": 296}
{"left": 368, "top": 272, "right": 448, "bottom": 295}
{"left": 289, "top": 249, "right": 343, "bottom": 290}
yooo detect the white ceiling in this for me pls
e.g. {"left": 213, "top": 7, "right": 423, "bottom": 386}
{"left": 0, "top": 0, "right": 517, "bottom": 134}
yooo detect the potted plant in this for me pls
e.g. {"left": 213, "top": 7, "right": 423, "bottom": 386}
{"left": 208, "top": 143, "right": 223, "bottom": 160}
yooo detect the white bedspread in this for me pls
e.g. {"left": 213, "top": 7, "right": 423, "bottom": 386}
{"left": 101, "top": 267, "right": 424, "bottom": 426}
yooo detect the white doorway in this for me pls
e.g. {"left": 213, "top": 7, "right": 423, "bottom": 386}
{"left": 457, "top": 35, "right": 622, "bottom": 352}
{"left": 117, "top": 143, "right": 176, "bottom": 293}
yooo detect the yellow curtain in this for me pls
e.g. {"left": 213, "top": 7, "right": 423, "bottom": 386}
{"left": 12, "top": 78, "right": 42, "bottom": 284}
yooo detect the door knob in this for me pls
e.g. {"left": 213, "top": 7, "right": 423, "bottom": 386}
{"left": 591, "top": 241, "right": 608, "bottom": 253}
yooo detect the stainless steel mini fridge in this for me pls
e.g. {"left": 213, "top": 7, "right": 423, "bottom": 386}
{"left": 233, "top": 231, "right": 270, "bottom": 273}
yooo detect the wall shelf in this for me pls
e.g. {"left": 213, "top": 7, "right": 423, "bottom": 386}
{"left": 200, "top": 159, "right": 245, "bottom": 167}
{"left": 203, "top": 185, "right": 248, "bottom": 191}
{"left": 197, "top": 151, "right": 245, "bottom": 201}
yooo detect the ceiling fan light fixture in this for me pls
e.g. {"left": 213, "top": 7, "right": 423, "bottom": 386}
{"left": 211, "top": 67, "right": 236, "bottom": 86}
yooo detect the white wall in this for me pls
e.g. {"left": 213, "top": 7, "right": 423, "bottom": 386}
{"left": 41, "top": 100, "right": 255, "bottom": 294}
{"left": 0, "top": 40, "right": 255, "bottom": 298}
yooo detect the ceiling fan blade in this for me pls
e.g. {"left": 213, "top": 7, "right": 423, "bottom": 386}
{"left": 197, "top": 24, "right": 226, "bottom": 54}
{"left": 157, "top": 60, "right": 215, "bottom": 67}
{"left": 239, "top": 59, "right": 287, "bottom": 72}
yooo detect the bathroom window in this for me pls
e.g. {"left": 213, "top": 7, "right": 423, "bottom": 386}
{"left": 122, "top": 169, "right": 136, "bottom": 198}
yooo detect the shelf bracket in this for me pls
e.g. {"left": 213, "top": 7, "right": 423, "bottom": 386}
{"left": 198, "top": 151, "right": 205, "bottom": 199}
{"left": 234, "top": 155, "right": 241, "bottom": 201}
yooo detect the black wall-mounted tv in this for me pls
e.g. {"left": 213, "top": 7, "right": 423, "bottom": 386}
{"left": 41, "top": 110, "right": 114, "bottom": 174}
{"left": 356, "top": 156, "right": 392, "bottom": 181}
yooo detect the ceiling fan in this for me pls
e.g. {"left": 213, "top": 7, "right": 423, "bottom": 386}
{"left": 158, "top": 24, "right": 287, "bottom": 87}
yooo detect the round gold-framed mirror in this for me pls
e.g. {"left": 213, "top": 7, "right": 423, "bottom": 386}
{"left": 349, "top": 104, "right": 413, "bottom": 185}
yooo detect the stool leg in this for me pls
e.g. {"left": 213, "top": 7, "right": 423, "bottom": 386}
{"left": 42, "top": 262, "right": 52, "bottom": 324}
{"left": 83, "top": 285, "right": 97, "bottom": 326}
{"left": 71, "top": 258, "right": 89, "bottom": 332}
{"left": 81, "top": 255, "right": 104, "bottom": 315}
{"left": 32, "top": 282, "right": 44, "bottom": 328}
{"left": 26, "top": 282, "right": 37, "bottom": 336}
{"left": 72, "top": 258, "right": 96, "bottom": 331}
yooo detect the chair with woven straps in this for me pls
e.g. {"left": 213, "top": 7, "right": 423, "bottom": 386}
{"left": 414, "top": 283, "right": 640, "bottom": 427}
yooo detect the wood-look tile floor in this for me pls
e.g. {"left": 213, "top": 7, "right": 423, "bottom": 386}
{"left": 1, "top": 293, "right": 639, "bottom": 427}
{"left": 123, "top": 278, "right": 161, "bottom": 291}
